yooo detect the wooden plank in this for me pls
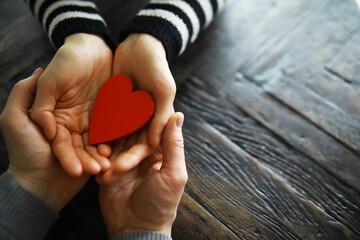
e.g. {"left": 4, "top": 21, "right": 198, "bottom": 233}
{"left": 175, "top": 77, "right": 360, "bottom": 237}
{"left": 171, "top": 0, "right": 280, "bottom": 88}
{"left": 240, "top": 0, "right": 359, "bottom": 85}
{"left": 264, "top": 75, "right": 360, "bottom": 152}
{"left": 286, "top": 69, "right": 360, "bottom": 122}
{"left": 326, "top": 30, "right": 360, "bottom": 86}
{"left": 179, "top": 117, "right": 357, "bottom": 239}
{"left": 217, "top": 73, "right": 360, "bottom": 192}
{"left": 172, "top": 0, "right": 359, "bottom": 95}
{"left": 173, "top": 193, "right": 238, "bottom": 239}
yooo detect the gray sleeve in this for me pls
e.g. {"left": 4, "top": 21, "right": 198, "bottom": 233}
{"left": 112, "top": 231, "right": 172, "bottom": 240}
{"left": 0, "top": 172, "right": 58, "bottom": 240}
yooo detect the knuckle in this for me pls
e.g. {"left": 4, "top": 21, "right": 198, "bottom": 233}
{"left": 155, "top": 80, "right": 177, "bottom": 98}
{"left": 173, "top": 171, "right": 188, "bottom": 186}
{"left": 171, "top": 137, "right": 184, "bottom": 149}
{"left": 13, "top": 80, "right": 25, "bottom": 91}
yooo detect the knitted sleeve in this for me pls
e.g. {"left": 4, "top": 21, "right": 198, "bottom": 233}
{"left": 119, "top": 0, "right": 226, "bottom": 62}
{"left": 113, "top": 231, "right": 172, "bottom": 240}
{"left": 0, "top": 172, "right": 58, "bottom": 240}
{"left": 25, "top": 0, "right": 114, "bottom": 50}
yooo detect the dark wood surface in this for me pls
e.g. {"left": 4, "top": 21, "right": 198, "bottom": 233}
{"left": 1, "top": 0, "right": 359, "bottom": 239}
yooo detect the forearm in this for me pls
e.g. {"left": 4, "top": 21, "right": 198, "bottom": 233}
{"left": 0, "top": 172, "right": 58, "bottom": 240}
{"left": 24, "top": 0, "right": 114, "bottom": 50}
{"left": 119, "top": 0, "right": 226, "bottom": 62}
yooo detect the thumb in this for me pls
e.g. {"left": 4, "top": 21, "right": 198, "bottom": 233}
{"left": 0, "top": 68, "right": 42, "bottom": 133}
{"left": 4, "top": 68, "right": 43, "bottom": 114}
{"left": 160, "top": 112, "right": 187, "bottom": 180}
{"left": 30, "top": 71, "right": 57, "bottom": 140}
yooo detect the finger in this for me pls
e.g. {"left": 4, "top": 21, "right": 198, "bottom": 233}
{"left": 148, "top": 98, "right": 175, "bottom": 148}
{"left": 113, "top": 129, "right": 154, "bottom": 173}
{"left": 95, "top": 169, "right": 119, "bottom": 184}
{"left": 109, "top": 138, "right": 126, "bottom": 161}
{"left": 160, "top": 112, "right": 187, "bottom": 181}
{"left": 86, "top": 146, "right": 111, "bottom": 171}
{"left": 97, "top": 142, "right": 112, "bottom": 157}
{"left": 138, "top": 149, "right": 163, "bottom": 175}
{"left": 2, "top": 68, "right": 43, "bottom": 116}
{"left": 52, "top": 124, "right": 83, "bottom": 177}
{"left": 72, "top": 133, "right": 101, "bottom": 174}
{"left": 83, "top": 132, "right": 111, "bottom": 171}
{"left": 125, "top": 132, "right": 139, "bottom": 150}
{"left": 30, "top": 71, "right": 58, "bottom": 141}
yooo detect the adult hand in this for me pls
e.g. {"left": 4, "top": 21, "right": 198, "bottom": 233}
{"left": 30, "top": 33, "right": 113, "bottom": 177}
{"left": 98, "top": 112, "right": 187, "bottom": 238}
{"left": 0, "top": 69, "right": 89, "bottom": 212}
{"left": 109, "top": 33, "right": 176, "bottom": 172}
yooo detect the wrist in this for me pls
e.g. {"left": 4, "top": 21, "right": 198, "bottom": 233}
{"left": 8, "top": 168, "right": 65, "bottom": 213}
{"left": 63, "top": 33, "right": 112, "bottom": 55}
{"left": 121, "top": 33, "right": 167, "bottom": 58}
{"left": 64, "top": 32, "right": 105, "bottom": 45}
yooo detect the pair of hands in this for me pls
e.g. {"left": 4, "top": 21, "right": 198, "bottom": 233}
{"left": 0, "top": 69, "right": 187, "bottom": 237}
{"left": 29, "top": 33, "right": 176, "bottom": 182}
{"left": 0, "top": 33, "right": 187, "bottom": 237}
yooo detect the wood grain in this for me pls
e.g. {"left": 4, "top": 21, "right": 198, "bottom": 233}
{"left": 326, "top": 30, "right": 360, "bottom": 86}
{"left": 286, "top": 70, "right": 360, "bottom": 122}
{"left": 173, "top": 192, "right": 238, "bottom": 239}
{"left": 181, "top": 119, "right": 357, "bottom": 239}
{"left": 175, "top": 77, "right": 360, "bottom": 238}
{"left": 264, "top": 75, "right": 360, "bottom": 152}
{"left": 222, "top": 74, "right": 360, "bottom": 192}
{"left": 239, "top": 0, "right": 360, "bottom": 85}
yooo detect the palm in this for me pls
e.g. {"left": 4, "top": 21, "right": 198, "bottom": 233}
{"left": 99, "top": 152, "right": 179, "bottom": 236}
{"left": 8, "top": 111, "right": 89, "bottom": 212}
{"left": 1, "top": 71, "right": 89, "bottom": 212}
{"left": 31, "top": 34, "right": 113, "bottom": 176}
{"left": 113, "top": 34, "right": 176, "bottom": 149}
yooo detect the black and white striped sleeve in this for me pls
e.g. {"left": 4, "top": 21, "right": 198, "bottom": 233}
{"left": 119, "top": 0, "right": 226, "bottom": 63}
{"left": 25, "top": 0, "right": 114, "bottom": 50}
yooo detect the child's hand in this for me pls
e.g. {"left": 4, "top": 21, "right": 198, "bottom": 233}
{"left": 113, "top": 33, "right": 176, "bottom": 149}
{"left": 30, "top": 33, "right": 113, "bottom": 177}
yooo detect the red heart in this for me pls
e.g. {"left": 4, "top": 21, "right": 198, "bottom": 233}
{"left": 89, "top": 74, "right": 154, "bottom": 145}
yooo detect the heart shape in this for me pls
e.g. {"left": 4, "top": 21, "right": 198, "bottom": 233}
{"left": 89, "top": 74, "right": 154, "bottom": 145}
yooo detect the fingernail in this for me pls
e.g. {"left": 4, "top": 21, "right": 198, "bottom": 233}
{"left": 176, "top": 113, "right": 184, "bottom": 128}
{"left": 31, "top": 68, "right": 41, "bottom": 76}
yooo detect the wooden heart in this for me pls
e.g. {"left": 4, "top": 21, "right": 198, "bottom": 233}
{"left": 89, "top": 74, "right": 154, "bottom": 144}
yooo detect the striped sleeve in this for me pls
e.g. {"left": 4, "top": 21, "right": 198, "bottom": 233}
{"left": 25, "top": 0, "right": 114, "bottom": 50}
{"left": 119, "top": 0, "right": 226, "bottom": 63}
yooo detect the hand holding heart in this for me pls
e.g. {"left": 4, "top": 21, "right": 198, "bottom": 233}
{"left": 112, "top": 34, "right": 176, "bottom": 148}
{"left": 30, "top": 33, "right": 176, "bottom": 179}
{"left": 30, "top": 33, "right": 114, "bottom": 177}
{"left": 98, "top": 33, "right": 176, "bottom": 179}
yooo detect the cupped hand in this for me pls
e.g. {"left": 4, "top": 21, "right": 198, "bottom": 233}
{"left": 30, "top": 33, "right": 113, "bottom": 177}
{"left": 108, "top": 33, "right": 176, "bottom": 173}
{"left": 98, "top": 112, "right": 187, "bottom": 238}
{"left": 0, "top": 69, "right": 89, "bottom": 212}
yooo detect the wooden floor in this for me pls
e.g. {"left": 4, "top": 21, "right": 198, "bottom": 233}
{"left": 1, "top": 0, "right": 360, "bottom": 239}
